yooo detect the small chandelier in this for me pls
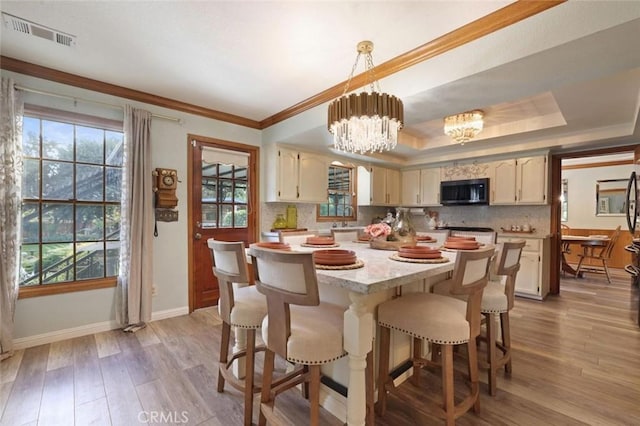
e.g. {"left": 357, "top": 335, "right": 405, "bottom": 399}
{"left": 328, "top": 41, "right": 403, "bottom": 154}
{"left": 444, "top": 110, "right": 484, "bottom": 145}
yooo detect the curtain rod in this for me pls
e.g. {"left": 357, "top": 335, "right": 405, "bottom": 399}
{"left": 14, "top": 84, "right": 184, "bottom": 124}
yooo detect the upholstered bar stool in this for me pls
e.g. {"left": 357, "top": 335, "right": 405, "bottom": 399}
{"left": 208, "top": 239, "right": 267, "bottom": 426}
{"left": 480, "top": 240, "right": 525, "bottom": 396}
{"left": 278, "top": 230, "right": 317, "bottom": 246}
{"left": 376, "top": 248, "right": 494, "bottom": 426}
{"left": 249, "top": 247, "right": 347, "bottom": 426}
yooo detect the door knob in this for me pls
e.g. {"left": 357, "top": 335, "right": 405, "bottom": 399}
{"left": 194, "top": 232, "right": 202, "bottom": 240}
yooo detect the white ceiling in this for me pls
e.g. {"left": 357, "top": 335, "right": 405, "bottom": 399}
{"left": 2, "top": 1, "right": 640, "bottom": 166}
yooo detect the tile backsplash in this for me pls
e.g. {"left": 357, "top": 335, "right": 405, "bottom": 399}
{"left": 261, "top": 203, "right": 551, "bottom": 236}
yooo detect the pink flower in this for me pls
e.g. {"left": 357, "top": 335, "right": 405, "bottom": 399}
{"left": 364, "top": 223, "right": 392, "bottom": 238}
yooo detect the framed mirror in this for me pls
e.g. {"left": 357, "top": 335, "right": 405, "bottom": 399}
{"left": 596, "top": 178, "right": 628, "bottom": 216}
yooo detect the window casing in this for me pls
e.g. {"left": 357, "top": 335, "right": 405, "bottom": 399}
{"left": 317, "top": 164, "right": 357, "bottom": 221}
{"left": 19, "top": 106, "right": 123, "bottom": 296}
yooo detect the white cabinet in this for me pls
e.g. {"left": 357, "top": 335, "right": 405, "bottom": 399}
{"left": 365, "top": 166, "right": 400, "bottom": 206}
{"left": 266, "top": 146, "right": 328, "bottom": 203}
{"left": 491, "top": 156, "right": 548, "bottom": 205}
{"left": 401, "top": 168, "right": 440, "bottom": 206}
{"left": 497, "top": 236, "right": 550, "bottom": 300}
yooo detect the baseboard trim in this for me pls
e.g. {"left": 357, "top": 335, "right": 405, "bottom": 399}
{"left": 13, "top": 306, "right": 189, "bottom": 350}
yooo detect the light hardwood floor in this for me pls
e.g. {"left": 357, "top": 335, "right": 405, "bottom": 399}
{"left": 1, "top": 270, "right": 639, "bottom": 425}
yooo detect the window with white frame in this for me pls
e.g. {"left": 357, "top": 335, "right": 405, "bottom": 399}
{"left": 20, "top": 108, "right": 123, "bottom": 288}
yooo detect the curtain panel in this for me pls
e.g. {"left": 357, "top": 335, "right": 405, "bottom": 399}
{"left": 0, "top": 78, "right": 23, "bottom": 359}
{"left": 117, "top": 105, "right": 153, "bottom": 329}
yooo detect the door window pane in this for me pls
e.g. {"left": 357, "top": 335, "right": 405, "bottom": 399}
{"left": 76, "top": 164, "right": 104, "bottom": 201}
{"left": 219, "top": 164, "right": 232, "bottom": 178}
{"left": 220, "top": 205, "right": 233, "bottom": 228}
{"left": 234, "top": 181, "right": 247, "bottom": 203}
{"left": 219, "top": 180, "right": 233, "bottom": 202}
{"left": 234, "top": 205, "right": 248, "bottom": 228}
{"left": 42, "top": 160, "right": 73, "bottom": 199}
{"left": 202, "top": 204, "right": 217, "bottom": 228}
{"left": 202, "top": 163, "right": 217, "bottom": 177}
{"left": 202, "top": 178, "right": 217, "bottom": 202}
{"left": 234, "top": 166, "right": 247, "bottom": 179}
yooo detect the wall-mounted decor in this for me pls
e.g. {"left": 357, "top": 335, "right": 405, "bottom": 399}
{"left": 596, "top": 178, "right": 626, "bottom": 216}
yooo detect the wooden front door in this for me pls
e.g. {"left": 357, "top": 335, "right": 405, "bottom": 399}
{"left": 188, "top": 135, "right": 258, "bottom": 311}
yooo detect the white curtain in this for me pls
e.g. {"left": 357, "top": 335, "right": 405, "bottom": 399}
{"left": 117, "top": 105, "right": 153, "bottom": 330}
{"left": 0, "top": 78, "right": 23, "bottom": 360}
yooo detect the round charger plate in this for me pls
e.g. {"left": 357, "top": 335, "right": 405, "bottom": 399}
{"left": 301, "top": 243, "right": 340, "bottom": 248}
{"left": 389, "top": 254, "right": 450, "bottom": 264}
{"left": 315, "top": 259, "right": 365, "bottom": 270}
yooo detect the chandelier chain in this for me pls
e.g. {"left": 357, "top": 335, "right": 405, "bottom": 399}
{"left": 341, "top": 52, "right": 363, "bottom": 96}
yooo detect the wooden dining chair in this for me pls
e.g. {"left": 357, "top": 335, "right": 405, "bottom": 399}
{"left": 376, "top": 247, "right": 494, "bottom": 425}
{"left": 331, "top": 227, "right": 359, "bottom": 242}
{"left": 278, "top": 230, "right": 317, "bottom": 245}
{"left": 575, "top": 225, "right": 621, "bottom": 283}
{"left": 208, "top": 239, "right": 267, "bottom": 426}
{"left": 250, "top": 247, "right": 347, "bottom": 426}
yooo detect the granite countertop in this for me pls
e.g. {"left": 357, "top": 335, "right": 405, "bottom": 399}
{"left": 249, "top": 241, "right": 458, "bottom": 294}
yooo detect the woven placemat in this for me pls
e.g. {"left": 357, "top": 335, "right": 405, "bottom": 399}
{"left": 352, "top": 240, "right": 371, "bottom": 244}
{"left": 315, "top": 259, "right": 365, "bottom": 270}
{"left": 440, "top": 247, "right": 481, "bottom": 252}
{"left": 301, "top": 243, "right": 340, "bottom": 248}
{"left": 389, "top": 254, "right": 450, "bottom": 264}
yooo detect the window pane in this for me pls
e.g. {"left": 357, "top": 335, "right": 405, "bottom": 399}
{"left": 219, "top": 164, "right": 232, "bottom": 178}
{"left": 22, "top": 202, "right": 40, "bottom": 244}
{"left": 234, "top": 181, "right": 247, "bottom": 203}
{"left": 234, "top": 205, "right": 247, "bottom": 228}
{"left": 42, "top": 243, "right": 74, "bottom": 284}
{"left": 106, "top": 246, "right": 120, "bottom": 277}
{"left": 235, "top": 166, "right": 247, "bottom": 179}
{"left": 76, "top": 242, "right": 104, "bottom": 280}
{"left": 76, "top": 204, "right": 104, "bottom": 241}
{"left": 202, "top": 178, "right": 217, "bottom": 201}
{"left": 219, "top": 180, "right": 233, "bottom": 202}
{"left": 42, "top": 160, "right": 73, "bottom": 200}
{"left": 202, "top": 163, "right": 217, "bottom": 177}
{"left": 42, "top": 203, "right": 74, "bottom": 242}
{"left": 20, "top": 244, "right": 40, "bottom": 286}
{"left": 76, "top": 126, "right": 104, "bottom": 164}
{"left": 105, "top": 205, "right": 121, "bottom": 240}
{"left": 105, "top": 131, "right": 124, "bottom": 166}
{"left": 220, "top": 205, "right": 233, "bottom": 228}
{"left": 23, "top": 116, "right": 40, "bottom": 157}
{"left": 22, "top": 158, "right": 40, "bottom": 199}
{"left": 42, "top": 120, "right": 73, "bottom": 161}
{"left": 76, "top": 164, "right": 104, "bottom": 201}
{"left": 202, "top": 204, "right": 217, "bottom": 228}
{"left": 105, "top": 167, "right": 121, "bottom": 202}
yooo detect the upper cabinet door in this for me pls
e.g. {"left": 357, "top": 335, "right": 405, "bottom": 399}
{"left": 386, "top": 169, "right": 401, "bottom": 205}
{"left": 277, "top": 147, "right": 299, "bottom": 201}
{"left": 420, "top": 168, "right": 441, "bottom": 206}
{"left": 297, "top": 152, "right": 328, "bottom": 202}
{"left": 370, "top": 166, "right": 388, "bottom": 205}
{"left": 517, "top": 156, "right": 547, "bottom": 204}
{"left": 492, "top": 159, "right": 517, "bottom": 204}
{"left": 401, "top": 170, "right": 421, "bottom": 206}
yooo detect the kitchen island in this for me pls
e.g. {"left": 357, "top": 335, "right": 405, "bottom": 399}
{"left": 249, "top": 241, "right": 461, "bottom": 425}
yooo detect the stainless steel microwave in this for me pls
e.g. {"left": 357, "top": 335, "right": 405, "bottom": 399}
{"left": 440, "top": 178, "right": 490, "bottom": 205}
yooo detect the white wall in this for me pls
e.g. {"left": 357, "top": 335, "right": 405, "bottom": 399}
{"left": 4, "top": 70, "right": 261, "bottom": 341}
{"left": 562, "top": 163, "right": 632, "bottom": 229}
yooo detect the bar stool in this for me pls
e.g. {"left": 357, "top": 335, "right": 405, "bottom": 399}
{"left": 208, "top": 239, "right": 267, "bottom": 426}
{"left": 376, "top": 248, "right": 494, "bottom": 425}
{"left": 250, "top": 247, "right": 347, "bottom": 426}
{"left": 479, "top": 240, "right": 525, "bottom": 396}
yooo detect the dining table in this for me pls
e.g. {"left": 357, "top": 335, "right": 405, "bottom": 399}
{"left": 247, "top": 240, "right": 473, "bottom": 425}
{"left": 561, "top": 234, "right": 610, "bottom": 277}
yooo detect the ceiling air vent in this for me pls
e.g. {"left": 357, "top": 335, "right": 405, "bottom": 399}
{"left": 2, "top": 12, "right": 76, "bottom": 47}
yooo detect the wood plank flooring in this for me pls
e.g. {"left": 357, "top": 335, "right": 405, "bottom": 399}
{"left": 1, "top": 271, "right": 639, "bottom": 425}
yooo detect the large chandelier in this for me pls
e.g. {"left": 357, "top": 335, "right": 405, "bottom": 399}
{"left": 444, "top": 110, "right": 484, "bottom": 145}
{"left": 328, "top": 41, "right": 403, "bottom": 154}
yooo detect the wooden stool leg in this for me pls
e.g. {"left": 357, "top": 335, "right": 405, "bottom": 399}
{"left": 441, "top": 345, "right": 455, "bottom": 426}
{"left": 309, "top": 365, "right": 321, "bottom": 426}
{"left": 486, "top": 312, "right": 498, "bottom": 396}
{"left": 366, "top": 350, "right": 375, "bottom": 426}
{"left": 301, "top": 365, "right": 310, "bottom": 399}
{"left": 501, "top": 312, "right": 512, "bottom": 374}
{"left": 218, "top": 321, "right": 231, "bottom": 393}
{"left": 243, "top": 329, "right": 256, "bottom": 426}
{"left": 259, "top": 349, "right": 275, "bottom": 426}
{"left": 411, "top": 336, "right": 422, "bottom": 386}
{"left": 467, "top": 339, "right": 481, "bottom": 414}
{"left": 376, "top": 326, "right": 391, "bottom": 416}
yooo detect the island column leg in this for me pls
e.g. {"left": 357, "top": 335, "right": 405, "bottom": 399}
{"left": 344, "top": 291, "right": 374, "bottom": 426}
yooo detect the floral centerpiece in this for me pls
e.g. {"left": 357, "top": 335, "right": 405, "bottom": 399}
{"left": 364, "top": 223, "right": 392, "bottom": 240}
{"left": 364, "top": 219, "right": 416, "bottom": 250}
